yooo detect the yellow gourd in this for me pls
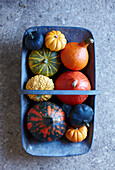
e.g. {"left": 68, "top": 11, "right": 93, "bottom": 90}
{"left": 26, "top": 75, "right": 54, "bottom": 102}
{"left": 45, "top": 30, "right": 67, "bottom": 51}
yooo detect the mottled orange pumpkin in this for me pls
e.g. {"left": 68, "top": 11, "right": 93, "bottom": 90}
{"left": 65, "top": 126, "right": 88, "bottom": 142}
{"left": 60, "top": 38, "right": 94, "bottom": 70}
{"left": 45, "top": 30, "right": 67, "bottom": 51}
{"left": 27, "top": 102, "right": 67, "bottom": 142}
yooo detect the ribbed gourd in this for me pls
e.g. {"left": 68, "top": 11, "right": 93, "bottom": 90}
{"left": 45, "top": 30, "right": 67, "bottom": 51}
{"left": 28, "top": 47, "right": 61, "bottom": 77}
{"left": 65, "top": 126, "right": 88, "bottom": 142}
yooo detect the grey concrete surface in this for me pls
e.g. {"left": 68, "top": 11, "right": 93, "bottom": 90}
{"left": 0, "top": 0, "right": 115, "bottom": 169}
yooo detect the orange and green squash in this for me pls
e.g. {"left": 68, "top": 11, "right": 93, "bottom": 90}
{"left": 27, "top": 102, "right": 67, "bottom": 142}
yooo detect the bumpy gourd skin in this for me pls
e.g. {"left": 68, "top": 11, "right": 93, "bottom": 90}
{"left": 26, "top": 75, "right": 54, "bottom": 101}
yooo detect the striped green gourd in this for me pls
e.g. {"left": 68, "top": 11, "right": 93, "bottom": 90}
{"left": 28, "top": 47, "right": 61, "bottom": 77}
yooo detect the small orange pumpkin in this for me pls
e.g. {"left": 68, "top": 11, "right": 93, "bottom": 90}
{"left": 65, "top": 126, "right": 88, "bottom": 142}
{"left": 45, "top": 30, "right": 67, "bottom": 51}
{"left": 60, "top": 38, "right": 94, "bottom": 70}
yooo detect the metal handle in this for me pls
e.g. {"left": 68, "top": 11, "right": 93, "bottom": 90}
{"left": 18, "top": 90, "right": 99, "bottom": 95}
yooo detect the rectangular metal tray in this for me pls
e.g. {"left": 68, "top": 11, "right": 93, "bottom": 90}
{"left": 20, "top": 26, "right": 97, "bottom": 156}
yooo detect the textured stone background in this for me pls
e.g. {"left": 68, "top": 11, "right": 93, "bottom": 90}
{"left": 0, "top": 0, "right": 115, "bottom": 169}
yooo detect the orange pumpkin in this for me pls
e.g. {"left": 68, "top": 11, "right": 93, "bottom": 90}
{"left": 65, "top": 126, "right": 88, "bottom": 142}
{"left": 60, "top": 38, "right": 94, "bottom": 70}
{"left": 55, "top": 71, "right": 91, "bottom": 105}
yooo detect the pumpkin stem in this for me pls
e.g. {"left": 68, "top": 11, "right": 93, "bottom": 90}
{"left": 52, "top": 117, "right": 61, "bottom": 123}
{"left": 44, "top": 117, "right": 61, "bottom": 126}
{"left": 84, "top": 38, "right": 94, "bottom": 45}
{"left": 36, "top": 95, "right": 41, "bottom": 100}
{"left": 54, "top": 35, "right": 58, "bottom": 39}
{"left": 29, "top": 32, "right": 34, "bottom": 40}
{"left": 80, "top": 38, "right": 94, "bottom": 47}
{"left": 72, "top": 80, "right": 78, "bottom": 88}
{"left": 44, "top": 117, "right": 53, "bottom": 126}
{"left": 43, "top": 58, "right": 48, "bottom": 64}
{"left": 83, "top": 120, "right": 90, "bottom": 127}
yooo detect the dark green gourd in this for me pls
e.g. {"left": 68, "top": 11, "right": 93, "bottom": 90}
{"left": 69, "top": 104, "right": 94, "bottom": 128}
{"left": 25, "top": 30, "right": 44, "bottom": 50}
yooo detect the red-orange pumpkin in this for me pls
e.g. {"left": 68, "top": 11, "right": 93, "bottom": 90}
{"left": 55, "top": 71, "right": 91, "bottom": 105}
{"left": 60, "top": 38, "right": 94, "bottom": 70}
